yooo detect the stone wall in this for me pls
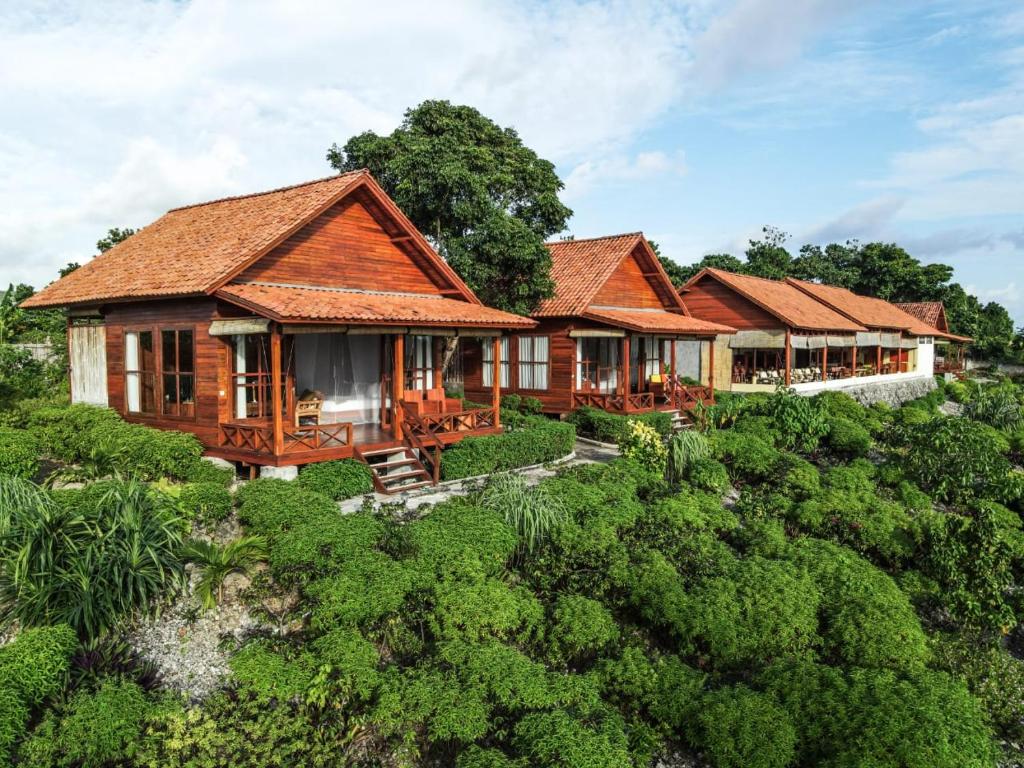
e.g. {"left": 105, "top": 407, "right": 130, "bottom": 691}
{"left": 814, "top": 375, "right": 938, "bottom": 407}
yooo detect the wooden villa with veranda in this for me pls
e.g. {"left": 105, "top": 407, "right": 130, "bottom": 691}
{"left": 895, "top": 301, "right": 973, "bottom": 375}
{"left": 462, "top": 233, "right": 735, "bottom": 418}
{"left": 21, "top": 171, "right": 534, "bottom": 492}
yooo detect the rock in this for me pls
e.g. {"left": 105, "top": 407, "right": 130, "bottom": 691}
{"left": 939, "top": 400, "right": 964, "bottom": 417}
{"left": 259, "top": 464, "right": 298, "bottom": 481}
{"left": 826, "top": 375, "right": 938, "bottom": 408}
{"left": 202, "top": 456, "right": 236, "bottom": 471}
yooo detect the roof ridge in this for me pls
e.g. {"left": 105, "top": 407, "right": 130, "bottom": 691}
{"left": 709, "top": 267, "right": 789, "bottom": 287}
{"left": 168, "top": 169, "right": 367, "bottom": 212}
{"left": 545, "top": 231, "right": 642, "bottom": 246}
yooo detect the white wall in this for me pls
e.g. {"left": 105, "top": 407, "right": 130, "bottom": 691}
{"left": 915, "top": 340, "right": 935, "bottom": 375}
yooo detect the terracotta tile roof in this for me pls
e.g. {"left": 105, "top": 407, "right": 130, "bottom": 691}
{"left": 583, "top": 307, "right": 734, "bottom": 336}
{"left": 895, "top": 301, "right": 945, "bottom": 329}
{"left": 695, "top": 269, "right": 866, "bottom": 332}
{"left": 786, "top": 278, "right": 941, "bottom": 336}
{"left": 217, "top": 282, "right": 535, "bottom": 328}
{"left": 23, "top": 171, "right": 376, "bottom": 309}
{"left": 534, "top": 233, "right": 647, "bottom": 317}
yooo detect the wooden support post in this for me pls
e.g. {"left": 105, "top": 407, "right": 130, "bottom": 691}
{"left": 784, "top": 329, "right": 792, "bottom": 387}
{"left": 822, "top": 344, "right": 828, "bottom": 382}
{"left": 492, "top": 335, "right": 502, "bottom": 430}
{"left": 270, "top": 325, "right": 284, "bottom": 456}
{"left": 851, "top": 344, "right": 858, "bottom": 377}
{"left": 897, "top": 331, "right": 903, "bottom": 372}
{"left": 670, "top": 338, "right": 677, "bottom": 379}
{"left": 622, "top": 335, "right": 631, "bottom": 402}
{"left": 392, "top": 334, "right": 405, "bottom": 440}
{"left": 708, "top": 338, "right": 716, "bottom": 401}
{"left": 432, "top": 335, "right": 443, "bottom": 391}
{"left": 877, "top": 345, "right": 882, "bottom": 374}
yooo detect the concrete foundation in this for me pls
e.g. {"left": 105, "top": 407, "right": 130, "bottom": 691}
{"left": 259, "top": 464, "right": 299, "bottom": 481}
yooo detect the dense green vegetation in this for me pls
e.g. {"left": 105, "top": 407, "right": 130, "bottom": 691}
{"left": 3, "top": 376, "right": 1024, "bottom": 766}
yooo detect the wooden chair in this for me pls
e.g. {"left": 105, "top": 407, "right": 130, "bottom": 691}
{"left": 295, "top": 397, "right": 323, "bottom": 428}
{"left": 425, "top": 387, "right": 462, "bottom": 414}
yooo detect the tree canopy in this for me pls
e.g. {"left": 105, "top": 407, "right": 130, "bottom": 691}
{"left": 327, "top": 100, "right": 571, "bottom": 315}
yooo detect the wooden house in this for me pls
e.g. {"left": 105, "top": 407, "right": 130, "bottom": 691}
{"left": 22, "top": 171, "right": 534, "bottom": 490}
{"left": 895, "top": 301, "right": 972, "bottom": 373}
{"left": 462, "top": 234, "right": 734, "bottom": 416}
{"left": 682, "top": 268, "right": 962, "bottom": 392}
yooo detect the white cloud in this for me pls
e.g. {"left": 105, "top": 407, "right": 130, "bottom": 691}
{"left": 0, "top": 0, "right": 718, "bottom": 290}
{"left": 563, "top": 150, "right": 688, "bottom": 199}
{"left": 803, "top": 195, "right": 906, "bottom": 243}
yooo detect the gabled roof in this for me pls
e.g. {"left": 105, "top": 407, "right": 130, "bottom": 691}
{"left": 216, "top": 283, "right": 534, "bottom": 328}
{"left": 895, "top": 301, "right": 972, "bottom": 342}
{"left": 582, "top": 307, "right": 733, "bottom": 336}
{"left": 534, "top": 233, "right": 685, "bottom": 317}
{"left": 785, "top": 278, "right": 941, "bottom": 336}
{"left": 22, "top": 171, "right": 478, "bottom": 309}
{"left": 895, "top": 301, "right": 946, "bottom": 331}
{"left": 685, "top": 268, "right": 865, "bottom": 332}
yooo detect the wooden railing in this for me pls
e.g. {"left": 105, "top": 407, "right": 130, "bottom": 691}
{"left": 571, "top": 391, "right": 653, "bottom": 413}
{"left": 670, "top": 385, "right": 713, "bottom": 411}
{"left": 400, "top": 403, "right": 498, "bottom": 438}
{"left": 401, "top": 412, "right": 443, "bottom": 484}
{"left": 218, "top": 421, "right": 353, "bottom": 456}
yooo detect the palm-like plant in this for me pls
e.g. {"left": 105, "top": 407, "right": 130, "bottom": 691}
{"left": 665, "top": 429, "right": 711, "bottom": 487}
{"left": 0, "top": 476, "right": 186, "bottom": 640}
{"left": 45, "top": 443, "right": 124, "bottom": 487}
{"left": 181, "top": 536, "right": 267, "bottom": 609}
{"left": 480, "top": 472, "right": 567, "bottom": 557}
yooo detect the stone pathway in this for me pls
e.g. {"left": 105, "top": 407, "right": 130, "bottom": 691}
{"left": 339, "top": 439, "right": 620, "bottom": 514}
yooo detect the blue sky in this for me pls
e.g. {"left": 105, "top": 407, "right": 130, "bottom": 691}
{"left": 1, "top": 1, "right": 1022, "bottom": 322}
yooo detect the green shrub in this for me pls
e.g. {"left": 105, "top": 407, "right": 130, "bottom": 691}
{"left": 512, "top": 708, "right": 632, "bottom": 768}
{"left": 430, "top": 578, "right": 544, "bottom": 644}
{"left": 33, "top": 679, "right": 151, "bottom": 767}
{"left": 296, "top": 459, "right": 374, "bottom": 500}
{"left": 269, "top": 511, "right": 382, "bottom": 582}
{"left": 235, "top": 478, "right": 338, "bottom": 539}
{"left": 407, "top": 499, "right": 518, "bottom": 581}
{"left": 617, "top": 420, "right": 667, "bottom": 474}
{"left": 441, "top": 416, "right": 574, "bottom": 480}
{"left": 457, "top": 746, "right": 520, "bottom": 768}
{"left": 779, "top": 455, "right": 821, "bottom": 500}
{"left": 548, "top": 595, "right": 620, "bottom": 664}
{"left": 681, "top": 556, "right": 821, "bottom": 668}
{"left": 0, "top": 624, "right": 77, "bottom": 764}
{"left": 931, "top": 634, "right": 1024, "bottom": 744}
{"left": 307, "top": 552, "right": 413, "bottom": 631}
{"left": 229, "top": 642, "right": 318, "bottom": 701}
{"left": 710, "top": 430, "right": 782, "bottom": 483}
{"left": 945, "top": 379, "right": 974, "bottom": 403}
{"left": 686, "top": 457, "right": 730, "bottom": 493}
{"left": 697, "top": 685, "right": 797, "bottom": 768}
{"left": 177, "top": 481, "right": 233, "bottom": 527}
{"left": 826, "top": 416, "right": 872, "bottom": 457}
{"left": 27, "top": 404, "right": 204, "bottom": 481}
{"left": 788, "top": 539, "right": 929, "bottom": 671}
{"left": 761, "top": 660, "right": 998, "bottom": 768}
{"left": 665, "top": 430, "right": 710, "bottom": 487}
{"left": 814, "top": 390, "right": 866, "bottom": 421}
{"left": 759, "top": 388, "right": 828, "bottom": 453}
{"left": 964, "top": 383, "right": 1023, "bottom": 430}
{"left": 184, "top": 459, "right": 236, "bottom": 486}
{"left": 569, "top": 406, "right": 670, "bottom": 443}
{"left": 309, "top": 628, "right": 381, "bottom": 701}
{"left": 0, "top": 427, "right": 38, "bottom": 479}
{"left": 899, "top": 417, "right": 1012, "bottom": 503}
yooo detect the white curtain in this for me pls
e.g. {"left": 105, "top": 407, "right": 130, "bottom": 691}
{"left": 295, "top": 334, "right": 381, "bottom": 423}
{"left": 125, "top": 331, "right": 140, "bottom": 412}
{"left": 482, "top": 337, "right": 510, "bottom": 387}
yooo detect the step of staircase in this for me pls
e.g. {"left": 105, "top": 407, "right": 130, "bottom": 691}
{"left": 357, "top": 445, "right": 435, "bottom": 494}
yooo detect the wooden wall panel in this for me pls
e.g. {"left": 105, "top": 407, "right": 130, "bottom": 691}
{"left": 683, "top": 275, "right": 784, "bottom": 330}
{"left": 103, "top": 298, "right": 242, "bottom": 449}
{"left": 591, "top": 249, "right": 664, "bottom": 309}
{"left": 239, "top": 197, "right": 443, "bottom": 294}
{"left": 463, "top": 318, "right": 588, "bottom": 414}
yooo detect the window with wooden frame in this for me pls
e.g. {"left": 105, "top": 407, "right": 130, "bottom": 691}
{"left": 125, "top": 330, "right": 156, "bottom": 415}
{"left": 160, "top": 328, "right": 196, "bottom": 418}
{"left": 576, "top": 337, "right": 619, "bottom": 393}
{"left": 517, "top": 335, "right": 549, "bottom": 390}
{"left": 481, "top": 337, "right": 510, "bottom": 388}
{"left": 230, "top": 334, "right": 291, "bottom": 420}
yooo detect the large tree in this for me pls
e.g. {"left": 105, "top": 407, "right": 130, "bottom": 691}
{"left": 328, "top": 101, "right": 571, "bottom": 315}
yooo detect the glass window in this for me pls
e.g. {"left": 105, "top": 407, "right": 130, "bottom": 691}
{"left": 576, "top": 337, "right": 619, "bottom": 393}
{"left": 125, "top": 330, "right": 156, "bottom": 415}
{"left": 160, "top": 329, "right": 195, "bottom": 418}
{"left": 518, "top": 336, "right": 549, "bottom": 390}
{"left": 481, "top": 337, "right": 510, "bottom": 387}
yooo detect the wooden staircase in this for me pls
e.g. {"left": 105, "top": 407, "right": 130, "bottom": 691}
{"left": 665, "top": 408, "right": 693, "bottom": 432}
{"left": 357, "top": 445, "right": 434, "bottom": 494}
